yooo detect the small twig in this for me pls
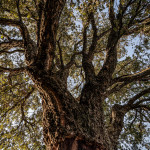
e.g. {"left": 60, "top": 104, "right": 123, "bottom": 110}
{"left": 0, "top": 87, "right": 34, "bottom": 119}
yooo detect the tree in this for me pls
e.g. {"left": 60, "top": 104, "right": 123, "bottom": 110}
{"left": 0, "top": 0, "right": 150, "bottom": 149}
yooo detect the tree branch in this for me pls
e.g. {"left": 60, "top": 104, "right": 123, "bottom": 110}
{"left": 131, "top": 105, "right": 150, "bottom": 111}
{"left": 115, "top": 59, "right": 135, "bottom": 75}
{"left": 140, "top": 111, "right": 150, "bottom": 123}
{"left": 127, "top": 0, "right": 143, "bottom": 28}
{"left": 109, "top": 0, "right": 116, "bottom": 27}
{"left": 97, "top": 28, "right": 111, "bottom": 40}
{"left": 115, "top": 88, "right": 150, "bottom": 115}
{"left": 82, "top": 12, "right": 99, "bottom": 82}
{"left": 0, "top": 40, "right": 24, "bottom": 50}
{"left": 16, "top": 0, "right": 22, "bottom": 22}
{"left": 124, "top": 20, "right": 150, "bottom": 36}
{"left": 113, "top": 67, "right": 150, "bottom": 83}
{"left": 57, "top": 38, "right": 64, "bottom": 69}
{"left": 121, "top": 1, "right": 149, "bottom": 36}
{"left": 97, "top": 29, "right": 119, "bottom": 86}
{"left": 37, "top": 0, "right": 66, "bottom": 71}
{"left": 119, "top": 0, "right": 135, "bottom": 17}
{"left": 97, "top": 1, "right": 149, "bottom": 87}
{"left": 0, "top": 18, "right": 30, "bottom": 44}
{"left": 106, "top": 67, "right": 150, "bottom": 96}
{"left": 88, "top": 12, "right": 98, "bottom": 58}
{"left": 0, "top": 17, "right": 37, "bottom": 65}
{"left": 64, "top": 52, "right": 82, "bottom": 70}
{"left": 127, "top": 88, "right": 150, "bottom": 105}
{"left": 134, "top": 98, "right": 150, "bottom": 106}
{"left": 0, "top": 30, "right": 11, "bottom": 41}
{"left": 82, "top": 26, "right": 88, "bottom": 54}
{"left": 82, "top": 25, "right": 95, "bottom": 82}
{"left": 129, "top": 109, "right": 138, "bottom": 129}
{"left": 0, "top": 49, "right": 24, "bottom": 55}
{"left": 0, "top": 66, "right": 27, "bottom": 74}
{"left": 1, "top": 87, "right": 34, "bottom": 119}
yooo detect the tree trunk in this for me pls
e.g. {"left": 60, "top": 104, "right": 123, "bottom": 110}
{"left": 24, "top": 1, "right": 121, "bottom": 148}
{"left": 49, "top": 137, "right": 107, "bottom": 150}
{"left": 42, "top": 93, "right": 112, "bottom": 150}
{"left": 26, "top": 66, "right": 116, "bottom": 150}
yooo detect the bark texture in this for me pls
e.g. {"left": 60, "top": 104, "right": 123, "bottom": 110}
{"left": 24, "top": 0, "right": 148, "bottom": 149}
{"left": 1, "top": 0, "right": 149, "bottom": 149}
{"left": 27, "top": 65, "right": 113, "bottom": 149}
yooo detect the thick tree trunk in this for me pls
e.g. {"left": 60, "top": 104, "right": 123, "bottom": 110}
{"left": 42, "top": 93, "right": 111, "bottom": 150}
{"left": 27, "top": 66, "right": 116, "bottom": 150}
{"left": 1, "top": 0, "right": 147, "bottom": 149}
{"left": 24, "top": 1, "right": 121, "bottom": 148}
{"left": 48, "top": 137, "right": 107, "bottom": 150}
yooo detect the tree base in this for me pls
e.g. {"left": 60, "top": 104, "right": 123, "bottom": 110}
{"left": 47, "top": 136, "right": 106, "bottom": 150}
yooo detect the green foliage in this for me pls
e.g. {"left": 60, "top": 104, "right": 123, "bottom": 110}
{"left": 0, "top": 0, "right": 150, "bottom": 149}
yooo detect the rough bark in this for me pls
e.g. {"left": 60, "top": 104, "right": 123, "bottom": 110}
{"left": 24, "top": 0, "right": 149, "bottom": 149}
{"left": 26, "top": 65, "right": 113, "bottom": 149}
{"left": 1, "top": 0, "right": 150, "bottom": 149}
{"left": 108, "top": 104, "right": 127, "bottom": 150}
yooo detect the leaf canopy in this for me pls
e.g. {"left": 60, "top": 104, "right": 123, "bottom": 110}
{"left": 0, "top": 0, "right": 150, "bottom": 149}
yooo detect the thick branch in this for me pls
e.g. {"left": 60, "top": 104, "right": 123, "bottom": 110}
{"left": 82, "top": 26, "right": 88, "bottom": 54}
{"left": 109, "top": 0, "right": 116, "bottom": 27}
{"left": 127, "top": 88, "right": 150, "bottom": 105}
{"left": 108, "top": 87, "right": 150, "bottom": 146}
{"left": 37, "top": 0, "right": 66, "bottom": 71}
{"left": 112, "top": 89, "right": 150, "bottom": 123}
{"left": 97, "top": 30, "right": 119, "bottom": 86}
{"left": 107, "top": 68, "right": 150, "bottom": 95}
{"left": 82, "top": 25, "right": 95, "bottom": 82}
{"left": 97, "top": 1, "right": 146, "bottom": 86}
{"left": 113, "top": 67, "right": 150, "bottom": 83}
{"left": 82, "top": 13, "right": 98, "bottom": 82}
{"left": 108, "top": 104, "right": 126, "bottom": 149}
{"left": 97, "top": 1, "right": 149, "bottom": 87}
{"left": 88, "top": 12, "right": 98, "bottom": 58}
{"left": 57, "top": 39, "right": 64, "bottom": 69}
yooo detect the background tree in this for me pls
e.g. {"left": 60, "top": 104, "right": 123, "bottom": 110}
{"left": 0, "top": 0, "right": 150, "bottom": 149}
